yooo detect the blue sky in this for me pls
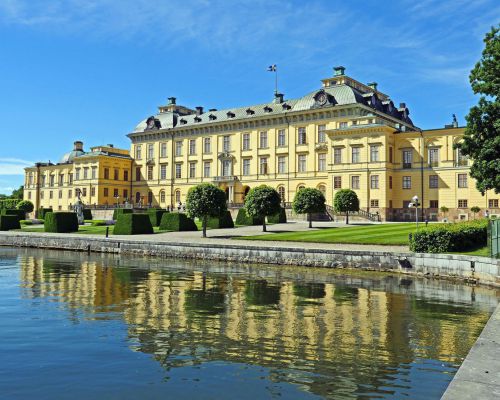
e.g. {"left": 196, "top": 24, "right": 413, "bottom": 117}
{"left": 0, "top": 0, "right": 498, "bottom": 195}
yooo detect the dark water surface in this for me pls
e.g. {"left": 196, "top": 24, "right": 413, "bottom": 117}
{"left": 0, "top": 247, "right": 498, "bottom": 400}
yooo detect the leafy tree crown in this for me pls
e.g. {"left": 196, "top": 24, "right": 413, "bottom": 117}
{"left": 186, "top": 183, "right": 227, "bottom": 219}
{"left": 333, "top": 189, "right": 359, "bottom": 213}
{"left": 17, "top": 200, "right": 34, "bottom": 213}
{"left": 244, "top": 185, "right": 281, "bottom": 218}
{"left": 292, "top": 188, "right": 326, "bottom": 214}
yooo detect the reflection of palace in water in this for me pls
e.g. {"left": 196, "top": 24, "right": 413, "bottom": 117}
{"left": 19, "top": 251, "right": 495, "bottom": 397}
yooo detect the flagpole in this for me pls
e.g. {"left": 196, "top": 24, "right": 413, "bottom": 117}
{"left": 275, "top": 68, "right": 278, "bottom": 95}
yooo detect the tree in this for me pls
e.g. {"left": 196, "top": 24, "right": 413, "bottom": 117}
{"left": 186, "top": 183, "right": 227, "bottom": 238}
{"left": 244, "top": 185, "right": 281, "bottom": 232}
{"left": 455, "top": 25, "right": 500, "bottom": 194}
{"left": 292, "top": 188, "right": 326, "bottom": 228}
{"left": 11, "top": 185, "right": 24, "bottom": 199}
{"left": 440, "top": 205, "right": 449, "bottom": 220}
{"left": 17, "top": 200, "right": 34, "bottom": 214}
{"left": 333, "top": 189, "right": 359, "bottom": 224}
{"left": 470, "top": 206, "right": 481, "bottom": 219}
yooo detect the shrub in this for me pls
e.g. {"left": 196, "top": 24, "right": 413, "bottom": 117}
{"left": 0, "top": 215, "right": 21, "bottom": 231}
{"left": 112, "top": 208, "right": 133, "bottom": 220}
{"left": 159, "top": 213, "right": 197, "bottom": 231}
{"left": 37, "top": 208, "right": 53, "bottom": 219}
{"left": 17, "top": 200, "right": 34, "bottom": 214}
{"left": 147, "top": 208, "right": 167, "bottom": 227}
{"left": 207, "top": 211, "right": 234, "bottom": 229}
{"left": 114, "top": 213, "right": 154, "bottom": 235}
{"left": 409, "top": 219, "right": 488, "bottom": 253}
{"left": 244, "top": 185, "right": 281, "bottom": 232}
{"left": 1, "top": 208, "right": 26, "bottom": 221}
{"left": 90, "top": 220, "right": 107, "bottom": 226}
{"left": 267, "top": 207, "right": 287, "bottom": 224}
{"left": 20, "top": 220, "right": 33, "bottom": 225}
{"left": 235, "top": 208, "right": 263, "bottom": 226}
{"left": 82, "top": 209, "right": 93, "bottom": 220}
{"left": 0, "top": 199, "right": 21, "bottom": 210}
{"left": 44, "top": 212, "right": 79, "bottom": 233}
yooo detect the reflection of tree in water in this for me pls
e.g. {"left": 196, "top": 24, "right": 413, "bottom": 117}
{"left": 245, "top": 280, "right": 281, "bottom": 306}
{"left": 293, "top": 283, "right": 326, "bottom": 299}
{"left": 332, "top": 285, "right": 358, "bottom": 303}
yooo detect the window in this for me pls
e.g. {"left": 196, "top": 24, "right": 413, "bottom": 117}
{"left": 114, "top": 169, "right": 119, "bottom": 180}
{"left": 147, "top": 165, "right": 153, "bottom": 180}
{"left": 429, "top": 175, "right": 438, "bottom": 188}
{"left": 68, "top": 190, "right": 72, "bottom": 199}
{"left": 370, "top": 199, "right": 379, "bottom": 208}
{"left": 278, "top": 186, "right": 286, "bottom": 201}
{"left": 370, "top": 145, "right": 379, "bottom": 162}
{"left": 458, "top": 173, "right": 468, "bottom": 188}
{"left": 123, "top": 189, "right": 128, "bottom": 200}
{"left": 40, "top": 191, "right": 44, "bottom": 199}
{"left": 333, "top": 147, "right": 342, "bottom": 164}
{"left": 458, "top": 199, "right": 468, "bottom": 208}
{"left": 175, "top": 163, "right": 182, "bottom": 179}
{"left": 104, "top": 188, "right": 109, "bottom": 197}
{"left": 429, "top": 200, "right": 439, "bottom": 208}
{"left": 317, "top": 125, "right": 326, "bottom": 143}
{"left": 403, "top": 200, "right": 411, "bottom": 208}
{"left": 41, "top": 175, "right": 46, "bottom": 187}
{"left": 136, "top": 167, "right": 141, "bottom": 181}
{"left": 160, "top": 164, "right": 167, "bottom": 180}
{"left": 389, "top": 176, "right": 393, "bottom": 189}
{"left": 402, "top": 150, "right": 412, "bottom": 168}
{"left": 148, "top": 191, "right": 153, "bottom": 205}
{"left": 189, "top": 139, "right": 196, "bottom": 155}
{"left": 28, "top": 191, "right": 31, "bottom": 200}
{"left": 339, "top": 121, "right": 348, "bottom": 129}
{"left": 113, "top": 188, "right": 119, "bottom": 198}
{"left": 222, "top": 160, "right": 232, "bottom": 176}
{"left": 334, "top": 176, "right": 342, "bottom": 189}
{"left": 278, "top": 156, "right": 287, "bottom": 174}
{"left": 160, "top": 191, "right": 165, "bottom": 203}
{"left": 59, "top": 174, "right": 64, "bottom": 186}
{"left": 278, "top": 129, "right": 286, "bottom": 147}
{"left": 175, "top": 141, "right": 182, "bottom": 156}
{"left": 58, "top": 190, "right": 62, "bottom": 199}
{"left": 90, "top": 187, "right": 95, "bottom": 196}
{"left": 82, "top": 188, "right": 87, "bottom": 197}
{"left": 204, "top": 137, "right": 211, "bottom": 153}
{"left": 351, "top": 147, "right": 360, "bottom": 163}
{"left": 429, "top": 148, "right": 439, "bottom": 167}
{"left": 318, "top": 153, "right": 326, "bottom": 172}
{"left": 370, "top": 175, "right": 379, "bottom": 189}
{"left": 68, "top": 174, "right": 73, "bottom": 184}
{"left": 298, "top": 154, "right": 307, "bottom": 172}
{"left": 124, "top": 170, "right": 129, "bottom": 181}
{"left": 91, "top": 167, "right": 97, "bottom": 179}
{"left": 189, "top": 162, "right": 196, "bottom": 178}
{"left": 389, "top": 147, "right": 393, "bottom": 163}
{"left": 489, "top": 199, "right": 499, "bottom": 208}
{"left": 104, "top": 168, "right": 109, "bottom": 180}
{"left": 242, "top": 133, "right": 250, "bottom": 150}
{"left": 243, "top": 159, "right": 251, "bottom": 176}
{"left": 204, "top": 162, "right": 211, "bottom": 178}
{"left": 259, "top": 131, "right": 268, "bottom": 148}
{"left": 318, "top": 185, "right": 326, "bottom": 196}
{"left": 456, "top": 149, "right": 468, "bottom": 166}
{"left": 298, "top": 127, "right": 306, "bottom": 145}
{"left": 148, "top": 143, "right": 154, "bottom": 160}
{"left": 49, "top": 175, "right": 55, "bottom": 186}
{"left": 135, "top": 145, "right": 142, "bottom": 160}
{"left": 49, "top": 190, "right": 53, "bottom": 199}
{"left": 160, "top": 142, "right": 167, "bottom": 158}
{"left": 175, "top": 190, "right": 181, "bottom": 203}
{"left": 351, "top": 176, "right": 360, "bottom": 189}
{"left": 402, "top": 176, "right": 412, "bottom": 189}
{"left": 223, "top": 136, "right": 231, "bottom": 152}
{"left": 260, "top": 157, "right": 269, "bottom": 174}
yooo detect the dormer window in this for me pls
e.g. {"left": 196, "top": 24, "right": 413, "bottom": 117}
{"left": 246, "top": 108, "right": 255, "bottom": 115}
{"left": 227, "top": 111, "right": 235, "bottom": 118}
{"left": 194, "top": 116, "right": 202, "bottom": 122}
{"left": 180, "top": 118, "right": 187, "bottom": 125}
{"left": 264, "top": 106, "right": 272, "bottom": 113}
{"left": 282, "top": 103, "right": 291, "bottom": 110}
{"left": 209, "top": 114, "right": 217, "bottom": 121}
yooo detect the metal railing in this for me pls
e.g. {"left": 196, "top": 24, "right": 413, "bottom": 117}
{"left": 325, "top": 204, "right": 381, "bottom": 222}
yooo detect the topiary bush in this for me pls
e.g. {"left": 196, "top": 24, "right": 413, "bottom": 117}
{"left": 267, "top": 207, "right": 287, "bottom": 224}
{"left": 159, "top": 213, "right": 197, "bottom": 231}
{"left": 82, "top": 209, "right": 93, "bottom": 220}
{"left": 44, "top": 212, "right": 79, "bottom": 233}
{"left": 90, "top": 220, "right": 106, "bottom": 226}
{"left": 235, "top": 208, "right": 263, "bottom": 226}
{"left": 1, "top": 208, "right": 26, "bottom": 221}
{"left": 207, "top": 210, "right": 234, "bottom": 229}
{"left": 409, "top": 219, "right": 488, "bottom": 253}
{"left": 37, "top": 208, "right": 53, "bottom": 219}
{"left": 114, "top": 213, "right": 154, "bottom": 235}
{"left": 17, "top": 200, "right": 34, "bottom": 214}
{"left": 0, "top": 199, "right": 21, "bottom": 210}
{"left": 147, "top": 208, "right": 167, "bottom": 227}
{"left": 0, "top": 215, "right": 21, "bottom": 231}
{"left": 113, "top": 208, "right": 133, "bottom": 220}
{"left": 20, "top": 220, "right": 33, "bottom": 225}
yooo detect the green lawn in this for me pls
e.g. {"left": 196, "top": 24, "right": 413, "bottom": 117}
{"left": 240, "top": 223, "right": 416, "bottom": 245}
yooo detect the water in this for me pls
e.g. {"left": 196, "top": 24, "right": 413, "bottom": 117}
{"left": 0, "top": 248, "right": 498, "bottom": 400}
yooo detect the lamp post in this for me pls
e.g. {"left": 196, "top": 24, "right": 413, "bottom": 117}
{"left": 115, "top": 195, "right": 120, "bottom": 207}
{"left": 408, "top": 195, "right": 421, "bottom": 229}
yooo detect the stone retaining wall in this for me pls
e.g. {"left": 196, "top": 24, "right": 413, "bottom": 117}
{"left": 1, "top": 233, "right": 499, "bottom": 287}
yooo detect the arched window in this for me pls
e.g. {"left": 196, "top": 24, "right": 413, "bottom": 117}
{"left": 160, "top": 191, "right": 165, "bottom": 203}
{"left": 277, "top": 186, "right": 286, "bottom": 202}
{"left": 318, "top": 184, "right": 326, "bottom": 196}
{"left": 297, "top": 185, "right": 305, "bottom": 192}
{"left": 175, "top": 190, "right": 181, "bottom": 203}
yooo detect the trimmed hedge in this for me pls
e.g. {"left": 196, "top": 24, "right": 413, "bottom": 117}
{"left": 37, "top": 208, "right": 53, "bottom": 219}
{"left": 147, "top": 208, "right": 168, "bottom": 227}
{"left": 44, "top": 212, "right": 79, "bottom": 233}
{"left": 207, "top": 211, "right": 234, "bottom": 229}
{"left": 235, "top": 208, "right": 263, "bottom": 226}
{"left": 409, "top": 219, "right": 488, "bottom": 253}
{"left": 1, "top": 208, "right": 25, "bottom": 221}
{"left": 160, "top": 213, "right": 197, "bottom": 231}
{"left": 0, "top": 215, "right": 21, "bottom": 231}
{"left": 0, "top": 199, "right": 21, "bottom": 210}
{"left": 90, "top": 220, "right": 106, "bottom": 226}
{"left": 113, "top": 208, "right": 133, "bottom": 220}
{"left": 82, "top": 209, "right": 93, "bottom": 220}
{"left": 267, "top": 207, "right": 287, "bottom": 224}
{"left": 114, "top": 213, "right": 153, "bottom": 235}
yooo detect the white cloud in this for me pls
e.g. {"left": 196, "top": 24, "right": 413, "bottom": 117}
{"left": 0, "top": 158, "right": 33, "bottom": 175}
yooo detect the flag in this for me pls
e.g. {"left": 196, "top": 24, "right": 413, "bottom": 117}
{"left": 267, "top": 64, "right": 277, "bottom": 72}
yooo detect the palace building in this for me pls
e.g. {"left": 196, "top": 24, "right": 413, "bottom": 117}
{"left": 25, "top": 67, "right": 500, "bottom": 221}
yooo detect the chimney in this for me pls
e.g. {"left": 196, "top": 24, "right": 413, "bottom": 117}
{"left": 399, "top": 102, "right": 406, "bottom": 109}
{"left": 273, "top": 92, "right": 284, "bottom": 104}
{"left": 367, "top": 82, "right": 378, "bottom": 91}
{"left": 168, "top": 97, "right": 176, "bottom": 105}
{"left": 333, "top": 66, "right": 346, "bottom": 76}
{"left": 195, "top": 106, "right": 204, "bottom": 115}
{"left": 73, "top": 141, "right": 83, "bottom": 151}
